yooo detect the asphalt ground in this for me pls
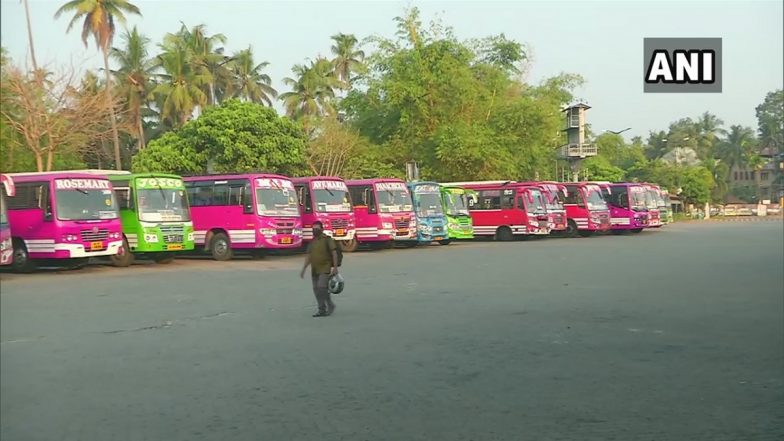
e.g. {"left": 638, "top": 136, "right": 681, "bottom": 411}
{"left": 1, "top": 221, "right": 782, "bottom": 441}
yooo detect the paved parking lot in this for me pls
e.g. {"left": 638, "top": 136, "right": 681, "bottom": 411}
{"left": 1, "top": 222, "right": 783, "bottom": 441}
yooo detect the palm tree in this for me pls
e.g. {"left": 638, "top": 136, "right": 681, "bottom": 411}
{"left": 230, "top": 46, "right": 277, "bottom": 106}
{"left": 279, "top": 58, "right": 340, "bottom": 121}
{"left": 695, "top": 112, "right": 726, "bottom": 158}
{"left": 717, "top": 125, "right": 756, "bottom": 172}
{"left": 330, "top": 33, "right": 365, "bottom": 90}
{"left": 111, "top": 26, "right": 155, "bottom": 151}
{"left": 170, "top": 23, "right": 229, "bottom": 106}
{"left": 153, "top": 41, "right": 209, "bottom": 127}
{"left": 22, "top": 0, "right": 39, "bottom": 73}
{"left": 54, "top": 0, "right": 141, "bottom": 170}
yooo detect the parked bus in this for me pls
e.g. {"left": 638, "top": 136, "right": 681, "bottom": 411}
{"left": 439, "top": 185, "right": 474, "bottom": 240}
{"left": 345, "top": 179, "right": 417, "bottom": 248}
{"left": 520, "top": 181, "right": 568, "bottom": 235}
{"left": 407, "top": 181, "right": 449, "bottom": 245}
{"left": 563, "top": 183, "right": 611, "bottom": 237}
{"left": 648, "top": 184, "right": 672, "bottom": 225}
{"left": 291, "top": 177, "right": 356, "bottom": 251}
{"left": 106, "top": 172, "right": 194, "bottom": 266}
{"left": 599, "top": 182, "right": 650, "bottom": 233}
{"left": 1, "top": 174, "right": 15, "bottom": 266}
{"left": 641, "top": 183, "right": 662, "bottom": 228}
{"left": 660, "top": 188, "right": 674, "bottom": 224}
{"left": 183, "top": 174, "right": 302, "bottom": 260}
{"left": 5, "top": 171, "right": 123, "bottom": 272}
{"left": 442, "top": 181, "right": 550, "bottom": 240}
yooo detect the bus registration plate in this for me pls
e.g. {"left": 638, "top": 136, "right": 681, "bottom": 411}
{"left": 280, "top": 237, "right": 292, "bottom": 244}
{"left": 167, "top": 244, "right": 183, "bottom": 251}
{"left": 90, "top": 241, "right": 103, "bottom": 251}
{"left": 335, "top": 229, "right": 345, "bottom": 236}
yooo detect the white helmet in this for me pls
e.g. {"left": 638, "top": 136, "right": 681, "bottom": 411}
{"left": 328, "top": 273, "right": 345, "bottom": 294}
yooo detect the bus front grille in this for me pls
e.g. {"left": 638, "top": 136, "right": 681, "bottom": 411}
{"left": 331, "top": 218, "right": 348, "bottom": 229}
{"left": 80, "top": 229, "right": 109, "bottom": 242}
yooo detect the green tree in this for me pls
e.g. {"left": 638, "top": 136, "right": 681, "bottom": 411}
{"left": 581, "top": 156, "right": 625, "bottom": 181}
{"left": 279, "top": 58, "right": 341, "bottom": 122}
{"left": 679, "top": 166, "right": 714, "bottom": 205}
{"left": 230, "top": 46, "right": 277, "bottom": 106}
{"left": 755, "top": 90, "right": 783, "bottom": 152}
{"left": 111, "top": 26, "right": 155, "bottom": 151}
{"left": 716, "top": 125, "right": 757, "bottom": 172}
{"left": 54, "top": 0, "right": 142, "bottom": 170}
{"left": 330, "top": 33, "right": 366, "bottom": 90}
{"left": 133, "top": 99, "right": 306, "bottom": 175}
{"left": 153, "top": 37, "right": 209, "bottom": 128}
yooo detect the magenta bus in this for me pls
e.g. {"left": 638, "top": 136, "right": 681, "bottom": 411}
{"left": 563, "top": 183, "right": 612, "bottom": 237}
{"left": 641, "top": 183, "right": 662, "bottom": 228}
{"left": 183, "top": 174, "right": 302, "bottom": 260}
{"left": 345, "top": 179, "right": 417, "bottom": 248}
{"left": 291, "top": 177, "right": 356, "bottom": 251}
{"left": 599, "top": 182, "right": 650, "bottom": 234}
{"left": 5, "top": 172, "right": 123, "bottom": 272}
{"left": 1, "top": 174, "right": 16, "bottom": 266}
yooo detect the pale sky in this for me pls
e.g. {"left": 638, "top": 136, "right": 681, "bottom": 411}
{"left": 1, "top": 0, "right": 782, "bottom": 140}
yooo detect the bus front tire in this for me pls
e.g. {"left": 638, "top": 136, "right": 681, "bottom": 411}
{"left": 153, "top": 252, "right": 175, "bottom": 264}
{"left": 209, "top": 233, "right": 233, "bottom": 261}
{"left": 565, "top": 220, "right": 578, "bottom": 238}
{"left": 11, "top": 239, "right": 35, "bottom": 273}
{"left": 495, "top": 227, "right": 513, "bottom": 241}
{"left": 578, "top": 230, "right": 594, "bottom": 237}
{"left": 340, "top": 239, "right": 358, "bottom": 253}
{"left": 110, "top": 239, "right": 134, "bottom": 267}
{"left": 438, "top": 239, "right": 451, "bottom": 245}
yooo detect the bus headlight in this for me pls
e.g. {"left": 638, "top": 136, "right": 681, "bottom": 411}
{"left": 382, "top": 222, "right": 393, "bottom": 229}
{"left": 448, "top": 223, "right": 457, "bottom": 230}
{"left": 259, "top": 229, "right": 276, "bottom": 236}
{"left": 109, "top": 232, "right": 121, "bottom": 239}
{"left": 0, "top": 238, "right": 11, "bottom": 251}
{"left": 418, "top": 224, "right": 431, "bottom": 233}
{"left": 144, "top": 234, "right": 159, "bottom": 243}
{"left": 187, "top": 232, "right": 195, "bottom": 242}
{"left": 292, "top": 228, "right": 303, "bottom": 236}
{"left": 62, "top": 234, "right": 79, "bottom": 242}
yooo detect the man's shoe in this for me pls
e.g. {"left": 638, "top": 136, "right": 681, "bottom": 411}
{"left": 312, "top": 311, "right": 329, "bottom": 317}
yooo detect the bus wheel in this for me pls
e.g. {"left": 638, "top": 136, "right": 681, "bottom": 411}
{"left": 565, "top": 220, "right": 578, "bottom": 238}
{"left": 11, "top": 239, "right": 35, "bottom": 273}
{"left": 210, "top": 233, "right": 233, "bottom": 261}
{"left": 578, "top": 230, "right": 593, "bottom": 237}
{"left": 495, "top": 227, "right": 513, "bottom": 241}
{"left": 340, "top": 239, "right": 358, "bottom": 253}
{"left": 110, "top": 239, "right": 134, "bottom": 267}
{"left": 438, "top": 239, "right": 451, "bottom": 245}
{"left": 631, "top": 228, "right": 643, "bottom": 234}
{"left": 153, "top": 252, "right": 175, "bottom": 264}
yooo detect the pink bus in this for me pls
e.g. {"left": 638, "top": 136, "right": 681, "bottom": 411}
{"left": 641, "top": 183, "right": 662, "bottom": 228}
{"left": 563, "top": 183, "right": 612, "bottom": 237}
{"left": 291, "top": 177, "right": 356, "bottom": 250}
{"left": 183, "top": 174, "right": 302, "bottom": 260}
{"left": 5, "top": 172, "right": 123, "bottom": 272}
{"left": 1, "top": 174, "right": 15, "bottom": 266}
{"left": 345, "top": 179, "right": 417, "bottom": 248}
{"left": 596, "top": 182, "right": 650, "bottom": 233}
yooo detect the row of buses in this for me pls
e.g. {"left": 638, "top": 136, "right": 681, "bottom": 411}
{"left": 0, "top": 170, "right": 672, "bottom": 272}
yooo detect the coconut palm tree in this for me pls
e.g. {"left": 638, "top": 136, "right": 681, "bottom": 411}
{"left": 111, "top": 26, "right": 155, "bottom": 151}
{"left": 170, "top": 23, "right": 229, "bottom": 106}
{"left": 695, "top": 111, "right": 726, "bottom": 158}
{"left": 54, "top": 0, "right": 141, "bottom": 170}
{"left": 230, "top": 47, "right": 277, "bottom": 106}
{"left": 330, "top": 33, "right": 365, "bottom": 90}
{"left": 279, "top": 58, "right": 340, "bottom": 120}
{"left": 717, "top": 125, "right": 756, "bottom": 172}
{"left": 153, "top": 41, "right": 209, "bottom": 127}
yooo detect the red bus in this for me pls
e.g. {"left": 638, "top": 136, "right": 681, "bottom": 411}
{"left": 562, "top": 183, "right": 611, "bottom": 237}
{"left": 519, "top": 181, "right": 568, "bottom": 234}
{"left": 442, "top": 181, "right": 550, "bottom": 240}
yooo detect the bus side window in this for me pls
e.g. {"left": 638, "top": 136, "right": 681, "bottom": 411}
{"left": 365, "top": 188, "right": 377, "bottom": 214}
{"left": 242, "top": 183, "right": 252, "bottom": 213}
{"left": 116, "top": 188, "right": 131, "bottom": 210}
{"left": 38, "top": 185, "right": 52, "bottom": 221}
{"left": 517, "top": 196, "right": 525, "bottom": 211}
{"left": 303, "top": 186, "right": 312, "bottom": 213}
{"left": 213, "top": 183, "right": 229, "bottom": 206}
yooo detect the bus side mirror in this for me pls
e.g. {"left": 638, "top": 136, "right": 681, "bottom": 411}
{"left": 44, "top": 210, "right": 53, "bottom": 221}
{"left": 243, "top": 204, "right": 253, "bottom": 214}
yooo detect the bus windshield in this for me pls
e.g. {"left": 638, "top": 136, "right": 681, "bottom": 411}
{"left": 56, "top": 188, "right": 119, "bottom": 221}
{"left": 585, "top": 188, "right": 608, "bottom": 210}
{"left": 444, "top": 191, "right": 469, "bottom": 216}
{"left": 378, "top": 189, "right": 413, "bottom": 213}
{"left": 527, "top": 189, "right": 547, "bottom": 213}
{"left": 313, "top": 188, "right": 352, "bottom": 213}
{"left": 645, "top": 190, "right": 658, "bottom": 209}
{"left": 256, "top": 187, "right": 299, "bottom": 217}
{"left": 631, "top": 188, "right": 648, "bottom": 211}
{"left": 137, "top": 188, "right": 191, "bottom": 222}
{"left": 415, "top": 192, "right": 444, "bottom": 217}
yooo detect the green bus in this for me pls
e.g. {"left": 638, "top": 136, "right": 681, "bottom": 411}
{"left": 103, "top": 172, "right": 195, "bottom": 266}
{"left": 440, "top": 185, "right": 474, "bottom": 240}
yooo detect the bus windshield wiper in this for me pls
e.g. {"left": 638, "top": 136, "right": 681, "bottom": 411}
{"left": 75, "top": 188, "right": 89, "bottom": 195}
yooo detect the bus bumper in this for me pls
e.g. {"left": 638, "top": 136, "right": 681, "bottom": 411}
{"left": 47, "top": 240, "right": 124, "bottom": 258}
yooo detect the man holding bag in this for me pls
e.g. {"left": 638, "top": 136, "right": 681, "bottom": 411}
{"left": 300, "top": 221, "right": 339, "bottom": 317}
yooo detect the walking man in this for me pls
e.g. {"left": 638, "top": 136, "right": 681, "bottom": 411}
{"left": 300, "top": 221, "right": 338, "bottom": 317}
